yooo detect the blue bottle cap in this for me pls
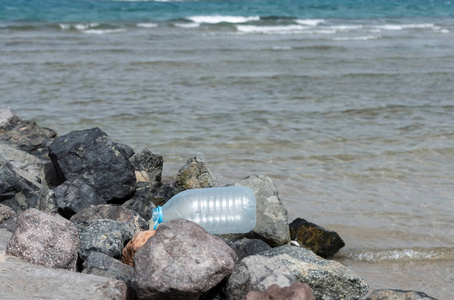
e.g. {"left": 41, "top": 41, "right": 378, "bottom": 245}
{"left": 152, "top": 206, "right": 163, "bottom": 230}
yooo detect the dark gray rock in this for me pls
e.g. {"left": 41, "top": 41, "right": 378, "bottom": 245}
{"left": 6, "top": 208, "right": 79, "bottom": 270}
{"left": 121, "top": 187, "right": 156, "bottom": 221}
{"left": 231, "top": 238, "right": 272, "bottom": 260}
{"left": 0, "top": 158, "right": 47, "bottom": 213}
{"left": 232, "top": 175, "right": 290, "bottom": 247}
{"left": 260, "top": 245, "right": 369, "bottom": 300}
{"left": 70, "top": 204, "right": 148, "bottom": 234}
{"left": 0, "top": 108, "right": 57, "bottom": 155}
{"left": 82, "top": 251, "right": 134, "bottom": 286}
{"left": 366, "top": 289, "right": 437, "bottom": 300}
{"left": 78, "top": 219, "right": 135, "bottom": 260}
{"left": 289, "top": 218, "right": 345, "bottom": 258}
{"left": 148, "top": 181, "right": 176, "bottom": 206}
{"left": 114, "top": 142, "right": 135, "bottom": 160}
{"left": 226, "top": 254, "right": 297, "bottom": 300}
{"left": 174, "top": 156, "right": 218, "bottom": 193}
{"left": 130, "top": 148, "right": 163, "bottom": 185}
{"left": 134, "top": 218, "right": 237, "bottom": 300}
{"left": 244, "top": 282, "right": 315, "bottom": 300}
{"left": 54, "top": 178, "right": 106, "bottom": 219}
{"left": 48, "top": 127, "right": 136, "bottom": 202}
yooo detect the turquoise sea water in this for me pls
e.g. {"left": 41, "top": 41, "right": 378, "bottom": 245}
{"left": 1, "top": 0, "right": 454, "bottom": 298}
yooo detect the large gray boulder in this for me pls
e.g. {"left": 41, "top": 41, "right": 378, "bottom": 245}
{"left": 226, "top": 254, "right": 297, "bottom": 300}
{"left": 174, "top": 156, "right": 218, "bottom": 193}
{"left": 260, "top": 245, "right": 369, "bottom": 300}
{"left": 232, "top": 175, "right": 290, "bottom": 247}
{"left": 70, "top": 204, "right": 148, "bottom": 234}
{"left": 0, "top": 158, "right": 48, "bottom": 214}
{"left": 48, "top": 127, "right": 136, "bottom": 202}
{"left": 134, "top": 218, "right": 237, "bottom": 300}
{"left": 53, "top": 178, "right": 106, "bottom": 219}
{"left": 0, "top": 108, "right": 56, "bottom": 155}
{"left": 244, "top": 282, "right": 315, "bottom": 300}
{"left": 6, "top": 208, "right": 79, "bottom": 271}
{"left": 77, "top": 219, "right": 135, "bottom": 260}
{"left": 365, "top": 289, "right": 437, "bottom": 300}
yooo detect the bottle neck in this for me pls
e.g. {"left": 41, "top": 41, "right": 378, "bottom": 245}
{"left": 152, "top": 206, "right": 163, "bottom": 230}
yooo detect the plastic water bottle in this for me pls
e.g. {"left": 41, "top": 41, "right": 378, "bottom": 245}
{"left": 152, "top": 186, "right": 256, "bottom": 234}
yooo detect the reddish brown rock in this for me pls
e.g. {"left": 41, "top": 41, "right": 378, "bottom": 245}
{"left": 121, "top": 230, "right": 156, "bottom": 266}
{"left": 244, "top": 282, "right": 315, "bottom": 300}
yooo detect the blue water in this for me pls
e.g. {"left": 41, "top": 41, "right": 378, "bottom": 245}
{"left": 1, "top": 0, "right": 454, "bottom": 23}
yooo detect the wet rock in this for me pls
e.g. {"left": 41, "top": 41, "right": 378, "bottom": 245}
{"left": 6, "top": 208, "right": 79, "bottom": 270}
{"left": 260, "top": 245, "right": 369, "bottom": 300}
{"left": 121, "top": 229, "right": 156, "bottom": 267}
{"left": 134, "top": 218, "right": 237, "bottom": 300}
{"left": 70, "top": 204, "right": 148, "bottom": 234}
{"left": 48, "top": 127, "right": 136, "bottom": 202}
{"left": 365, "top": 289, "right": 438, "bottom": 300}
{"left": 0, "top": 108, "right": 57, "bottom": 155}
{"left": 174, "top": 156, "right": 218, "bottom": 193}
{"left": 244, "top": 282, "right": 315, "bottom": 300}
{"left": 54, "top": 178, "right": 106, "bottom": 219}
{"left": 231, "top": 238, "right": 272, "bottom": 260}
{"left": 226, "top": 254, "right": 297, "bottom": 300}
{"left": 82, "top": 251, "right": 134, "bottom": 286}
{"left": 232, "top": 175, "right": 290, "bottom": 247}
{"left": 122, "top": 184, "right": 157, "bottom": 221}
{"left": 289, "top": 218, "right": 345, "bottom": 258}
{"left": 130, "top": 148, "right": 163, "bottom": 185}
{"left": 0, "top": 158, "right": 47, "bottom": 213}
{"left": 78, "top": 219, "right": 135, "bottom": 260}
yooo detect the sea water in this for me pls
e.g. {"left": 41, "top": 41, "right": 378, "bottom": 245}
{"left": 1, "top": 0, "right": 453, "bottom": 297}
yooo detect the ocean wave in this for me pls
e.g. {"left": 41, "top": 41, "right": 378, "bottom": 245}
{"left": 59, "top": 23, "right": 100, "bottom": 31}
{"left": 83, "top": 29, "right": 127, "bottom": 34}
{"left": 236, "top": 25, "right": 307, "bottom": 34}
{"left": 295, "top": 19, "right": 325, "bottom": 26}
{"left": 185, "top": 15, "right": 260, "bottom": 24}
{"left": 339, "top": 247, "right": 454, "bottom": 262}
{"left": 137, "top": 23, "right": 158, "bottom": 28}
{"left": 333, "top": 35, "right": 381, "bottom": 41}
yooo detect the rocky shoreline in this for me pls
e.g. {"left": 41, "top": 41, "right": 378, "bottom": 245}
{"left": 0, "top": 108, "right": 437, "bottom": 300}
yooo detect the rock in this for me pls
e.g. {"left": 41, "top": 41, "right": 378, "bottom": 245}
{"left": 260, "top": 245, "right": 369, "bottom": 300}
{"left": 77, "top": 219, "right": 135, "bottom": 260}
{"left": 231, "top": 238, "right": 272, "bottom": 260}
{"left": 232, "top": 175, "right": 290, "bottom": 247}
{"left": 130, "top": 148, "right": 163, "bottom": 185}
{"left": 244, "top": 282, "right": 315, "bottom": 300}
{"left": 54, "top": 178, "right": 106, "bottom": 219}
{"left": 6, "top": 208, "right": 79, "bottom": 270}
{"left": 174, "top": 156, "right": 218, "bottom": 193}
{"left": 0, "top": 204, "right": 16, "bottom": 224}
{"left": 226, "top": 254, "right": 297, "bottom": 300}
{"left": 0, "top": 143, "right": 61, "bottom": 189}
{"left": 0, "top": 157, "right": 48, "bottom": 213}
{"left": 121, "top": 230, "right": 156, "bottom": 267}
{"left": 134, "top": 218, "right": 237, "bottom": 300}
{"left": 48, "top": 127, "right": 136, "bottom": 202}
{"left": 70, "top": 204, "right": 148, "bottom": 234}
{"left": 122, "top": 184, "right": 157, "bottom": 221}
{"left": 365, "top": 289, "right": 438, "bottom": 300}
{"left": 114, "top": 142, "right": 135, "bottom": 160}
{"left": 0, "top": 108, "right": 57, "bottom": 155}
{"left": 289, "top": 218, "right": 345, "bottom": 258}
{"left": 148, "top": 181, "right": 176, "bottom": 206}
{"left": 82, "top": 251, "right": 134, "bottom": 286}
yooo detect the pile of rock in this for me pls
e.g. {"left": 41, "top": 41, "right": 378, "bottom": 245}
{"left": 0, "top": 109, "right": 436, "bottom": 300}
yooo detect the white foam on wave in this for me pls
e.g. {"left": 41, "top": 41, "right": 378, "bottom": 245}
{"left": 187, "top": 15, "right": 260, "bottom": 24}
{"left": 175, "top": 23, "right": 200, "bottom": 28}
{"left": 295, "top": 19, "right": 325, "bottom": 26}
{"left": 329, "top": 25, "right": 364, "bottom": 31}
{"left": 342, "top": 247, "right": 454, "bottom": 262}
{"left": 373, "top": 24, "right": 404, "bottom": 31}
{"left": 401, "top": 23, "right": 435, "bottom": 29}
{"left": 236, "top": 25, "right": 306, "bottom": 34}
{"left": 59, "top": 23, "right": 100, "bottom": 31}
{"left": 333, "top": 35, "right": 380, "bottom": 41}
{"left": 137, "top": 23, "right": 158, "bottom": 28}
{"left": 83, "top": 29, "right": 127, "bottom": 34}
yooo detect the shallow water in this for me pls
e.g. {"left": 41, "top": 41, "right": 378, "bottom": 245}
{"left": 1, "top": 1, "right": 454, "bottom": 298}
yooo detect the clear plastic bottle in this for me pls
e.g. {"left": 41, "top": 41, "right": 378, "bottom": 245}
{"left": 152, "top": 186, "right": 256, "bottom": 234}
